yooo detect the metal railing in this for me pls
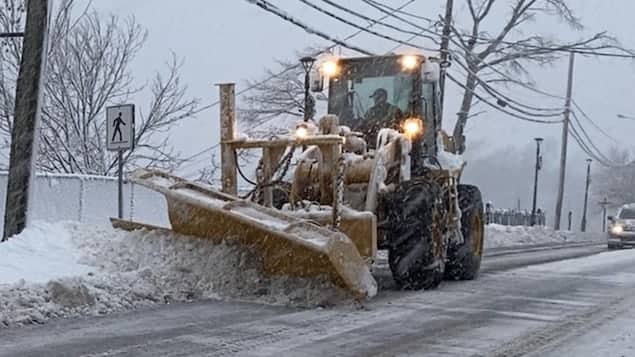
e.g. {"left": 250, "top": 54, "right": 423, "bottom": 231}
{"left": 485, "top": 204, "right": 546, "bottom": 227}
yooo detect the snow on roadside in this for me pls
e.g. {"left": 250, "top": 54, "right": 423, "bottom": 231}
{"left": 485, "top": 224, "right": 600, "bottom": 249}
{"left": 0, "top": 223, "right": 92, "bottom": 285}
{"left": 0, "top": 222, "right": 349, "bottom": 329}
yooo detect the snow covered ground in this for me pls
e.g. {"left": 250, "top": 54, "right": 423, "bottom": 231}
{"left": 484, "top": 224, "right": 600, "bottom": 249}
{"left": 0, "top": 222, "right": 347, "bottom": 329}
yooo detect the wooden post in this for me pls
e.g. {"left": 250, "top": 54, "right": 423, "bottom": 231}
{"left": 3, "top": 0, "right": 51, "bottom": 241}
{"left": 261, "top": 147, "right": 285, "bottom": 207}
{"left": 580, "top": 158, "right": 592, "bottom": 232}
{"left": 554, "top": 52, "right": 575, "bottom": 230}
{"left": 218, "top": 83, "right": 237, "bottom": 196}
{"left": 317, "top": 143, "right": 341, "bottom": 207}
{"left": 261, "top": 148, "right": 273, "bottom": 207}
{"left": 438, "top": 0, "right": 454, "bottom": 122}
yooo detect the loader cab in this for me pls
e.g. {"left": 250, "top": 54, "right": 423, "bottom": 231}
{"left": 321, "top": 54, "right": 440, "bottom": 161}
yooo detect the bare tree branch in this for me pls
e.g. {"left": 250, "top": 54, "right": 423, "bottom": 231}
{"left": 446, "top": 0, "right": 633, "bottom": 153}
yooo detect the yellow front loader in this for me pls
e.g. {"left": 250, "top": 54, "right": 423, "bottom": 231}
{"left": 113, "top": 54, "right": 484, "bottom": 300}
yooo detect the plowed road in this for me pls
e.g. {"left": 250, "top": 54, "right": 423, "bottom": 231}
{"left": 4, "top": 242, "right": 635, "bottom": 357}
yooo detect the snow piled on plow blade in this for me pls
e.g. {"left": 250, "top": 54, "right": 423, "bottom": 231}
{"left": 0, "top": 222, "right": 350, "bottom": 329}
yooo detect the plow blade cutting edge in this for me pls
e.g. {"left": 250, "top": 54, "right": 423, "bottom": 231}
{"left": 114, "top": 169, "right": 377, "bottom": 299}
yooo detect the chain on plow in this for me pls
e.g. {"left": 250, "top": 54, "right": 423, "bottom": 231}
{"left": 240, "top": 145, "right": 296, "bottom": 200}
{"left": 332, "top": 155, "right": 346, "bottom": 230}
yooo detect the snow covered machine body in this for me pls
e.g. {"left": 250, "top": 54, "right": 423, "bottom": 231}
{"left": 114, "top": 54, "right": 484, "bottom": 299}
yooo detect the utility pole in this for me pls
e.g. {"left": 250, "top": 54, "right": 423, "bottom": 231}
{"left": 599, "top": 197, "right": 611, "bottom": 232}
{"left": 531, "top": 137, "right": 544, "bottom": 226}
{"left": 438, "top": 0, "right": 454, "bottom": 121}
{"left": 554, "top": 52, "right": 575, "bottom": 231}
{"left": 2, "top": 0, "right": 51, "bottom": 241}
{"left": 580, "top": 159, "right": 592, "bottom": 232}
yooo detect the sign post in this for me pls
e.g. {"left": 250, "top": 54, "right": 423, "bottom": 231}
{"left": 106, "top": 104, "right": 135, "bottom": 219}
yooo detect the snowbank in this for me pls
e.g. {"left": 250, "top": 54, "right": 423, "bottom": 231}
{"left": 0, "top": 223, "right": 92, "bottom": 285}
{"left": 485, "top": 224, "right": 598, "bottom": 249}
{"left": 0, "top": 222, "right": 349, "bottom": 329}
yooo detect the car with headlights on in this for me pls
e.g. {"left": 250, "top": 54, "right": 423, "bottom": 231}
{"left": 607, "top": 204, "right": 635, "bottom": 249}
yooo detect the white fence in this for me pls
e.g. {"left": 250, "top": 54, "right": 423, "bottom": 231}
{"left": 0, "top": 172, "right": 169, "bottom": 231}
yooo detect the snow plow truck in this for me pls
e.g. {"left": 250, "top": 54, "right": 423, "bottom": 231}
{"left": 113, "top": 54, "right": 485, "bottom": 300}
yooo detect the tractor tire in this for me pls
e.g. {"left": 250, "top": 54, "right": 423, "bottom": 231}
{"left": 445, "top": 184, "right": 485, "bottom": 281}
{"left": 383, "top": 179, "right": 445, "bottom": 290}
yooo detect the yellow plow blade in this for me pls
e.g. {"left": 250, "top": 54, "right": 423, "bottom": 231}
{"left": 116, "top": 169, "right": 377, "bottom": 299}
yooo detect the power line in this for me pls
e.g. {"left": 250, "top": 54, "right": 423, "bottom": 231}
{"left": 386, "top": 30, "right": 428, "bottom": 54}
{"left": 571, "top": 100, "right": 619, "bottom": 143}
{"left": 449, "top": 56, "right": 566, "bottom": 117}
{"left": 189, "top": 65, "right": 301, "bottom": 117}
{"left": 445, "top": 72, "right": 563, "bottom": 124}
{"left": 295, "top": 0, "right": 437, "bottom": 52}
{"left": 313, "top": 0, "right": 438, "bottom": 44}
{"left": 569, "top": 112, "right": 615, "bottom": 163}
{"left": 362, "top": 0, "right": 436, "bottom": 24}
{"left": 567, "top": 110, "right": 627, "bottom": 168}
{"left": 355, "top": 0, "right": 615, "bottom": 126}
{"left": 447, "top": 63, "right": 566, "bottom": 122}
{"left": 357, "top": 0, "right": 629, "bottom": 122}
{"left": 568, "top": 121, "right": 614, "bottom": 166}
{"left": 248, "top": 0, "right": 374, "bottom": 56}
{"left": 360, "top": 0, "right": 453, "bottom": 50}
{"left": 351, "top": 4, "right": 570, "bottom": 115}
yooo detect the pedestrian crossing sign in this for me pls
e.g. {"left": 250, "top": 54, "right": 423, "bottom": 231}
{"left": 106, "top": 104, "right": 135, "bottom": 151}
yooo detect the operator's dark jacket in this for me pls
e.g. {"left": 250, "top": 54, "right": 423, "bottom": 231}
{"left": 353, "top": 102, "right": 404, "bottom": 149}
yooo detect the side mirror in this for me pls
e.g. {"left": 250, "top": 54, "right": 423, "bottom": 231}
{"left": 608, "top": 215, "right": 615, "bottom": 222}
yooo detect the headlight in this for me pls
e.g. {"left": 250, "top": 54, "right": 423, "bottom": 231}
{"left": 295, "top": 124, "right": 309, "bottom": 139}
{"left": 402, "top": 118, "right": 424, "bottom": 139}
{"left": 611, "top": 224, "right": 624, "bottom": 234}
{"left": 400, "top": 55, "right": 419, "bottom": 71}
{"left": 321, "top": 60, "right": 339, "bottom": 77}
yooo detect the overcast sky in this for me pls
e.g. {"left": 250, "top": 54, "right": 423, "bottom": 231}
{"left": 85, "top": 0, "right": 634, "bottom": 229}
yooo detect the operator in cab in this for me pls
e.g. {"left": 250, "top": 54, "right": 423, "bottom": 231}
{"left": 354, "top": 88, "right": 404, "bottom": 149}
